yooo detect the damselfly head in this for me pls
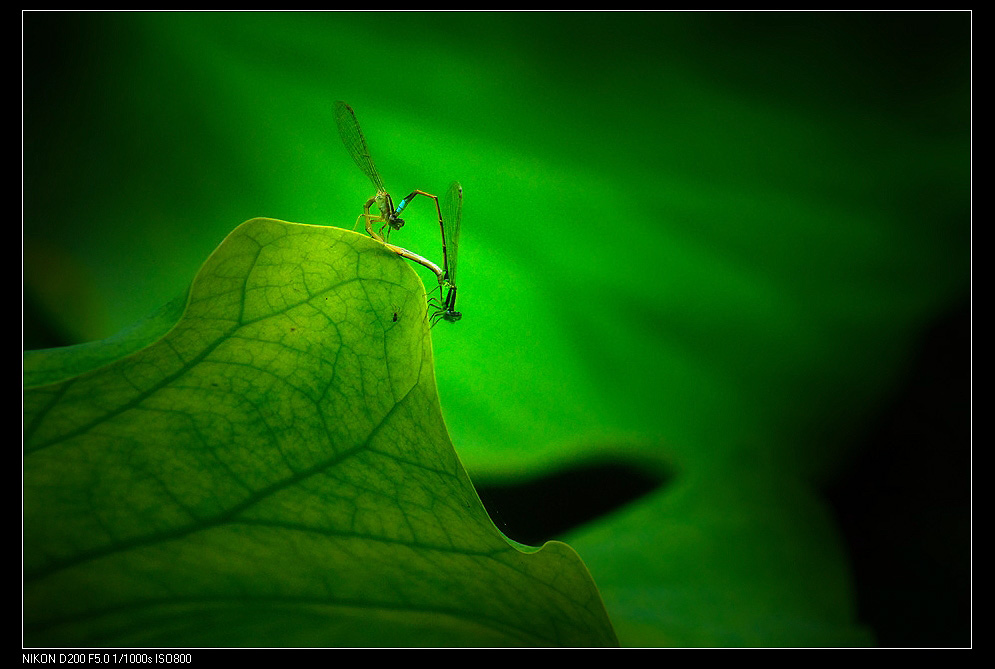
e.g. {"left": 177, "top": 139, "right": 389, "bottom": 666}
{"left": 444, "top": 311, "right": 462, "bottom": 323}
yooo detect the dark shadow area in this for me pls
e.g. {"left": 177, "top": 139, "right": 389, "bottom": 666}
{"left": 825, "top": 299, "right": 971, "bottom": 647}
{"left": 473, "top": 461, "right": 668, "bottom": 547}
{"left": 474, "top": 300, "right": 970, "bottom": 648}
{"left": 22, "top": 290, "right": 75, "bottom": 352}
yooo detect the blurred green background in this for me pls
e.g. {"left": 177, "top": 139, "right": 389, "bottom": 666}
{"left": 23, "top": 11, "right": 970, "bottom": 647}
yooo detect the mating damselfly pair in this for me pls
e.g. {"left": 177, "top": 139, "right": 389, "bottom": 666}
{"left": 334, "top": 100, "right": 461, "bottom": 326}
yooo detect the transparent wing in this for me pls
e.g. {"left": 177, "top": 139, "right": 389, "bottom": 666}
{"left": 334, "top": 100, "right": 385, "bottom": 194}
{"left": 442, "top": 181, "right": 462, "bottom": 285}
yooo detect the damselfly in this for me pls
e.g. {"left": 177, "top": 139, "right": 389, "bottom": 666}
{"left": 385, "top": 181, "right": 463, "bottom": 326}
{"left": 334, "top": 100, "right": 443, "bottom": 243}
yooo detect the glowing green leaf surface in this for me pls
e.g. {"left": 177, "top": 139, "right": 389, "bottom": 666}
{"left": 23, "top": 219, "right": 617, "bottom": 647}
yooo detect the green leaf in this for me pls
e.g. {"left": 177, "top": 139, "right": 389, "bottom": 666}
{"left": 24, "top": 15, "right": 969, "bottom": 647}
{"left": 565, "top": 467, "right": 875, "bottom": 647}
{"left": 22, "top": 218, "right": 617, "bottom": 648}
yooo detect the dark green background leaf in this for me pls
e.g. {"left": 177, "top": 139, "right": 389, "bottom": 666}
{"left": 23, "top": 12, "right": 970, "bottom": 646}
